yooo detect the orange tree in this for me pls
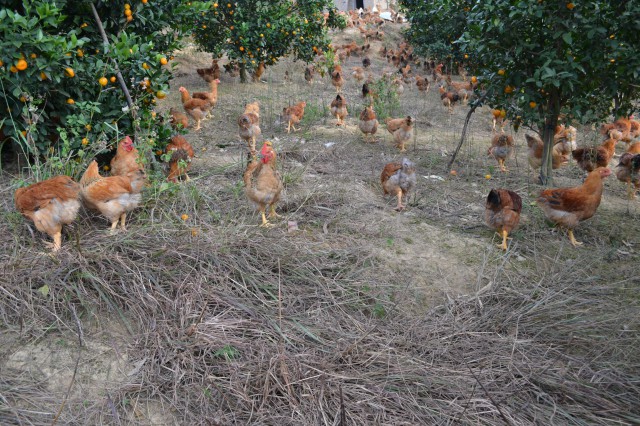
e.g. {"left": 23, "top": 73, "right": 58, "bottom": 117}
{"left": 399, "top": 0, "right": 473, "bottom": 70}
{"left": 0, "top": 0, "right": 208, "bottom": 170}
{"left": 192, "top": 0, "right": 346, "bottom": 82}
{"left": 403, "top": 0, "right": 640, "bottom": 185}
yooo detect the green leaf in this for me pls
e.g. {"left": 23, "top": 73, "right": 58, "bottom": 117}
{"left": 38, "top": 285, "right": 50, "bottom": 297}
{"left": 562, "top": 33, "right": 572, "bottom": 45}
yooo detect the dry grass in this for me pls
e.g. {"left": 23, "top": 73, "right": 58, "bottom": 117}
{"left": 1, "top": 23, "right": 639, "bottom": 425}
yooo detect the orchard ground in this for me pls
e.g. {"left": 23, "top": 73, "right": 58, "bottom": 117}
{"left": 1, "top": 24, "right": 639, "bottom": 425}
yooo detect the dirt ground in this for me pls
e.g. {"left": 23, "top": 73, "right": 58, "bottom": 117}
{"left": 1, "top": 22, "right": 639, "bottom": 425}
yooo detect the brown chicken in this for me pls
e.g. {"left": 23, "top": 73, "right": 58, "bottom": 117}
{"left": 439, "top": 86, "right": 459, "bottom": 114}
{"left": 331, "top": 65, "right": 345, "bottom": 92}
{"left": 196, "top": 59, "right": 221, "bottom": 81}
{"left": 485, "top": 189, "right": 522, "bottom": 250}
{"left": 381, "top": 158, "right": 417, "bottom": 211}
{"left": 304, "top": 65, "right": 315, "bottom": 84}
{"left": 80, "top": 160, "right": 147, "bottom": 234}
{"left": 627, "top": 142, "right": 640, "bottom": 155}
{"left": 615, "top": 153, "right": 640, "bottom": 199}
{"left": 600, "top": 117, "right": 640, "bottom": 144}
{"left": 385, "top": 116, "right": 414, "bottom": 152}
{"left": 351, "top": 66, "right": 365, "bottom": 82}
{"left": 526, "top": 133, "right": 569, "bottom": 171}
{"left": 244, "top": 141, "right": 283, "bottom": 227}
{"left": 415, "top": 75, "right": 430, "bottom": 94}
{"left": 191, "top": 77, "right": 220, "bottom": 112}
{"left": 179, "top": 87, "right": 212, "bottom": 131}
{"left": 252, "top": 61, "right": 265, "bottom": 82}
{"left": 359, "top": 105, "right": 378, "bottom": 142}
{"left": 110, "top": 136, "right": 142, "bottom": 178}
{"left": 330, "top": 94, "right": 348, "bottom": 126}
{"left": 572, "top": 138, "right": 616, "bottom": 173}
{"left": 166, "top": 135, "right": 195, "bottom": 182}
{"left": 553, "top": 124, "right": 577, "bottom": 156}
{"left": 14, "top": 176, "right": 81, "bottom": 252}
{"left": 488, "top": 132, "right": 515, "bottom": 172}
{"left": 223, "top": 62, "right": 240, "bottom": 78}
{"left": 238, "top": 101, "right": 261, "bottom": 156}
{"left": 282, "top": 101, "right": 306, "bottom": 133}
{"left": 362, "top": 57, "right": 371, "bottom": 68}
{"left": 169, "top": 107, "right": 189, "bottom": 130}
{"left": 537, "top": 167, "right": 611, "bottom": 247}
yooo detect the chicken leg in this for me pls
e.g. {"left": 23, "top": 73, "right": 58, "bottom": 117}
{"left": 568, "top": 229, "right": 583, "bottom": 247}
{"left": 395, "top": 190, "right": 405, "bottom": 211}
{"left": 120, "top": 212, "right": 127, "bottom": 231}
{"left": 268, "top": 205, "right": 280, "bottom": 219}
{"left": 259, "top": 208, "right": 274, "bottom": 228}
{"left": 42, "top": 228, "right": 63, "bottom": 252}
{"left": 498, "top": 229, "right": 509, "bottom": 250}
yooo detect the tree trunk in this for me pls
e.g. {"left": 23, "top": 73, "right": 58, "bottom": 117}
{"left": 239, "top": 63, "right": 248, "bottom": 83}
{"left": 539, "top": 93, "right": 560, "bottom": 186}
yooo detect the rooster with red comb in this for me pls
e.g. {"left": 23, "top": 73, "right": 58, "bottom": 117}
{"left": 243, "top": 141, "right": 283, "bottom": 227}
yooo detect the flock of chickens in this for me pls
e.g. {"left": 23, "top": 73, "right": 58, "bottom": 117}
{"left": 12, "top": 8, "right": 640, "bottom": 253}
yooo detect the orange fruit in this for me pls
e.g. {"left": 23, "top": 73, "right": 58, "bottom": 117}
{"left": 40, "top": 71, "right": 47, "bottom": 80}
{"left": 497, "top": 69, "right": 505, "bottom": 76}
{"left": 85, "top": 124, "right": 92, "bottom": 131}
{"left": 464, "top": 54, "right": 469, "bottom": 59}
{"left": 110, "top": 76, "right": 116, "bottom": 83}
{"left": 124, "top": 9, "right": 132, "bottom": 17}
{"left": 260, "top": 33, "right": 264, "bottom": 37}
{"left": 529, "top": 101, "right": 537, "bottom": 108}
{"left": 471, "top": 76, "right": 477, "bottom": 83}
{"left": 77, "top": 49, "right": 84, "bottom": 57}
{"left": 124, "top": 3, "right": 131, "bottom": 9}
{"left": 213, "top": 3, "right": 218, "bottom": 7}
{"left": 151, "top": 111, "right": 157, "bottom": 118}
{"left": 266, "top": 23, "right": 270, "bottom": 28}
{"left": 227, "top": 2, "right": 231, "bottom": 6}
{"left": 485, "top": 174, "right": 492, "bottom": 180}
{"left": 19, "top": 96, "right": 26, "bottom": 102}
{"left": 103, "top": 165, "right": 110, "bottom": 171}
{"left": 142, "top": 62, "right": 149, "bottom": 69}
{"left": 82, "top": 138, "right": 89, "bottom": 146}
{"left": 65, "top": 67, "right": 75, "bottom": 77}
{"left": 30, "top": 53, "right": 37, "bottom": 59}
{"left": 67, "top": 98, "right": 75, "bottom": 104}
{"left": 21, "top": 130, "right": 27, "bottom": 137}
{"left": 500, "top": 109, "right": 507, "bottom": 118}
{"left": 126, "top": 15, "right": 133, "bottom": 22}
{"left": 99, "top": 77, "right": 108, "bottom": 86}
{"left": 504, "top": 85, "right": 514, "bottom": 94}
{"left": 239, "top": 46, "right": 244, "bottom": 51}
{"left": 81, "top": 23, "right": 88, "bottom": 28}
{"left": 142, "top": 0, "right": 148, "bottom": 3}
{"left": 0, "top": 60, "right": 4, "bottom": 67}
{"left": 10, "top": 66, "right": 18, "bottom": 73}
{"left": 160, "top": 57, "right": 168, "bottom": 65}
{"left": 156, "top": 150, "right": 163, "bottom": 155}
{"left": 16, "top": 59, "right": 28, "bottom": 71}
{"left": 156, "top": 90, "right": 166, "bottom": 99}
{"left": 181, "top": 214, "right": 189, "bottom": 221}
{"left": 566, "top": 3, "right": 575, "bottom": 10}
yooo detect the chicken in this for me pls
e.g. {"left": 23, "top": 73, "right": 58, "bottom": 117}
{"left": 80, "top": 160, "right": 147, "bottom": 234}
{"left": 169, "top": 107, "right": 189, "bottom": 130}
{"left": 381, "top": 158, "right": 417, "bottom": 211}
{"left": 627, "top": 142, "right": 640, "bottom": 155}
{"left": 196, "top": 59, "right": 220, "bottom": 81}
{"left": 252, "top": 61, "right": 265, "bottom": 82}
{"left": 572, "top": 138, "right": 617, "bottom": 173}
{"left": 385, "top": 116, "right": 414, "bottom": 152}
{"left": 178, "top": 87, "right": 212, "bottom": 131}
{"left": 526, "top": 133, "right": 569, "bottom": 171}
{"left": 223, "top": 62, "right": 240, "bottom": 78}
{"left": 244, "top": 141, "right": 283, "bottom": 227}
{"left": 110, "top": 136, "right": 142, "bottom": 178}
{"left": 362, "top": 82, "right": 371, "bottom": 98}
{"left": 166, "top": 135, "right": 195, "bottom": 182}
{"left": 415, "top": 75, "right": 430, "bottom": 94}
{"left": 191, "top": 77, "right": 220, "bottom": 112}
{"left": 439, "top": 86, "right": 459, "bottom": 114}
{"left": 615, "top": 153, "right": 640, "bottom": 199}
{"left": 537, "top": 167, "right": 612, "bottom": 247}
{"left": 14, "top": 176, "right": 81, "bottom": 252}
{"left": 330, "top": 94, "right": 348, "bottom": 126}
{"left": 359, "top": 105, "right": 378, "bottom": 142}
{"left": 491, "top": 109, "right": 507, "bottom": 132}
{"left": 351, "top": 67, "right": 365, "bottom": 82}
{"left": 238, "top": 102, "right": 261, "bottom": 156}
{"left": 304, "top": 65, "right": 315, "bottom": 84}
{"left": 553, "top": 124, "right": 577, "bottom": 156}
{"left": 485, "top": 189, "right": 522, "bottom": 250}
{"left": 488, "top": 132, "right": 515, "bottom": 172}
{"left": 600, "top": 117, "right": 640, "bottom": 144}
{"left": 362, "top": 57, "right": 371, "bottom": 68}
{"left": 391, "top": 76, "right": 405, "bottom": 95}
{"left": 282, "top": 101, "right": 306, "bottom": 133}
{"left": 331, "top": 65, "right": 345, "bottom": 93}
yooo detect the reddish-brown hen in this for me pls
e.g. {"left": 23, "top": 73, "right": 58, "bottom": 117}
{"left": 166, "top": 135, "right": 195, "bottom": 182}
{"left": 488, "top": 132, "right": 515, "bottom": 172}
{"left": 238, "top": 102, "right": 261, "bottom": 156}
{"left": 330, "top": 94, "right": 348, "bottom": 126}
{"left": 485, "top": 189, "right": 522, "bottom": 250}
{"left": 110, "top": 136, "right": 143, "bottom": 178}
{"left": 537, "top": 167, "right": 611, "bottom": 247}
{"left": 14, "top": 176, "right": 81, "bottom": 251}
{"left": 179, "top": 87, "right": 212, "bottom": 131}
{"left": 359, "top": 105, "right": 378, "bottom": 142}
{"left": 572, "top": 138, "right": 616, "bottom": 173}
{"left": 282, "top": 101, "right": 306, "bottom": 133}
{"left": 244, "top": 142, "right": 283, "bottom": 227}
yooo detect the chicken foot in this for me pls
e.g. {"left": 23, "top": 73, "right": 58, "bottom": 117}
{"left": 498, "top": 230, "right": 510, "bottom": 251}
{"left": 42, "top": 230, "right": 63, "bottom": 252}
{"left": 567, "top": 229, "right": 583, "bottom": 247}
{"left": 268, "top": 205, "right": 281, "bottom": 219}
{"left": 259, "top": 208, "right": 274, "bottom": 228}
{"left": 498, "top": 158, "right": 509, "bottom": 172}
